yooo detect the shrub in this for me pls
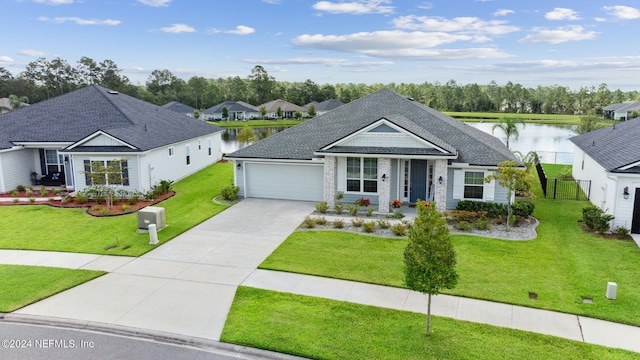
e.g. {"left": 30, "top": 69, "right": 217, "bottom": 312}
{"left": 100, "top": 208, "right": 109, "bottom": 215}
{"left": 391, "top": 223, "right": 407, "bottom": 236}
{"left": 475, "top": 218, "right": 492, "bottom": 230}
{"left": 9, "top": 189, "right": 18, "bottom": 197}
{"left": 47, "top": 197, "right": 54, "bottom": 202}
{"left": 25, "top": 189, "right": 33, "bottom": 197}
{"left": 446, "top": 210, "right": 483, "bottom": 222}
{"left": 366, "top": 207, "right": 374, "bottom": 217}
{"left": 28, "top": 197, "right": 35, "bottom": 203}
{"left": 456, "top": 200, "right": 507, "bottom": 217}
{"left": 355, "top": 198, "right": 370, "bottom": 207}
{"left": 128, "top": 195, "right": 140, "bottom": 205}
{"left": 315, "top": 201, "right": 328, "bottom": 214}
{"left": 122, "top": 204, "right": 131, "bottom": 212}
{"left": 302, "top": 217, "right": 316, "bottom": 228}
{"left": 512, "top": 199, "right": 535, "bottom": 217}
{"left": 143, "top": 190, "right": 155, "bottom": 201}
{"left": 391, "top": 199, "right": 403, "bottom": 208}
{"left": 613, "top": 226, "right": 630, "bottom": 237}
{"left": 377, "top": 219, "right": 391, "bottom": 229}
{"left": 332, "top": 219, "right": 345, "bottom": 228}
{"left": 221, "top": 185, "right": 240, "bottom": 201}
{"left": 558, "top": 166, "right": 573, "bottom": 179}
{"left": 91, "top": 205, "right": 101, "bottom": 211}
{"left": 75, "top": 193, "right": 89, "bottom": 204}
{"left": 117, "top": 189, "right": 130, "bottom": 202}
{"left": 16, "top": 185, "right": 25, "bottom": 192}
{"left": 61, "top": 196, "right": 70, "bottom": 204}
{"left": 12, "top": 198, "right": 19, "bottom": 204}
{"left": 347, "top": 204, "right": 359, "bottom": 216}
{"left": 582, "top": 205, "right": 614, "bottom": 233}
{"left": 454, "top": 220, "right": 473, "bottom": 231}
{"left": 52, "top": 188, "right": 60, "bottom": 195}
{"left": 40, "top": 186, "right": 48, "bottom": 196}
{"left": 351, "top": 218, "right": 364, "bottom": 227}
{"left": 333, "top": 203, "right": 343, "bottom": 214}
{"left": 152, "top": 179, "right": 174, "bottom": 196}
{"left": 393, "top": 211, "right": 405, "bottom": 219}
{"left": 362, "top": 221, "right": 376, "bottom": 233}
{"left": 315, "top": 216, "right": 327, "bottom": 225}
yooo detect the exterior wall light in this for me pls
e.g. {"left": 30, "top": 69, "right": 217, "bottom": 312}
{"left": 623, "top": 186, "right": 629, "bottom": 199}
{"left": 438, "top": 176, "right": 443, "bottom": 185}
{"left": 382, "top": 174, "right": 386, "bottom": 182}
{"left": 237, "top": 162, "right": 242, "bottom": 169}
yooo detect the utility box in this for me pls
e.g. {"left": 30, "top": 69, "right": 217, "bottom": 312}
{"left": 606, "top": 282, "right": 617, "bottom": 300}
{"left": 138, "top": 206, "right": 166, "bottom": 231}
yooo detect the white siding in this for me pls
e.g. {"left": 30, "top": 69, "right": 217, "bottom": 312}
{"left": 342, "top": 133, "right": 429, "bottom": 149}
{"left": 244, "top": 162, "right": 323, "bottom": 201}
{"left": 572, "top": 146, "right": 614, "bottom": 210}
{"left": 0, "top": 148, "right": 37, "bottom": 192}
{"left": 83, "top": 134, "right": 127, "bottom": 147}
{"left": 70, "top": 155, "right": 140, "bottom": 192}
{"left": 613, "top": 177, "right": 640, "bottom": 230}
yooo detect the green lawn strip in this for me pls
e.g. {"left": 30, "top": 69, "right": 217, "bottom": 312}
{"left": 443, "top": 112, "right": 581, "bottom": 125}
{"left": 541, "top": 163, "right": 572, "bottom": 179}
{"left": 207, "top": 119, "right": 305, "bottom": 128}
{"left": 221, "top": 287, "right": 637, "bottom": 360}
{"left": 0, "top": 162, "right": 233, "bottom": 256}
{"left": 0, "top": 265, "right": 105, "bottom": 312}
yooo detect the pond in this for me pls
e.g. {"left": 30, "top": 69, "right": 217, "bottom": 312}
{"left": 222, "top": 123, "right": 578, "bottom": 164}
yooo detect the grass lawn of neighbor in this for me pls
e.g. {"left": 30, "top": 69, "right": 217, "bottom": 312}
{"left": 0, "top": 161, "right": 233, "bottom": 256}
{"left": 0, "top": 265, "right": 105, "bottom": 312}
{"left": 221, "top": 287, "right": 638, "bottom": 360}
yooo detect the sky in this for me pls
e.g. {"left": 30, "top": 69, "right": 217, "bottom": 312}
{"left": 2, "top": 0, "right": 640, "bottom": 91}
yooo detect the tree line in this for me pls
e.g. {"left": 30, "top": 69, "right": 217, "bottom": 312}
{"left": 1, "top": 56, "right": 638, "bottom": 115}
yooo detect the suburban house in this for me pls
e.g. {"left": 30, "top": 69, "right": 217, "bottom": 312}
{"left": 202, "top": 101, "right": 260, "bottom": 121}
{"left": 603, "top": 100, "right": 640, "bottom": 121}
{"left": 570, "top": 117, "right": 640, "bottom": 233}
{"left": 306, "top": 99, "right": 344, "bottom": 116}
{"left": 226, "top": 89, "right": 519, "bottom": 213}
{"left": 261, "top": 99, "right": 308, "bottom": 119}
{"left": 0, "top": 85, "right": 224, "bottom": 194}
{"left": 162, "top": 101, "right": 197, "bottom": 118}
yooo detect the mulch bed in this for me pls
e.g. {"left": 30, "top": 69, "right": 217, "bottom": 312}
{"left": 0, "top": 190, "right": 175, "bottom": 217}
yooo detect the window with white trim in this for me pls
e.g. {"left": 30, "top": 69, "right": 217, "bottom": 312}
{"left": 185, "top": 144, "right": 191, "bottom": 165}
{"left": 45, "top": 149, "right": 64, "bottom": 174}
{"left": 346, "top": 157, "right": 377, "bottom": 193}
{"left": 84, "top": 159, "right": 129, "bottom": 186}
{"left": 464, "top": 171, "right": 484, "bottom": 199}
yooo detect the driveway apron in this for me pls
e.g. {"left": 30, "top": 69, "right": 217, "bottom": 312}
{"left": 14, "top": 199, "right": 315, "bottom": 341}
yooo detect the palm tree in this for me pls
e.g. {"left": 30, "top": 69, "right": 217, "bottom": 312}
{"left": 492, "top": 117, "right": 524, "bottom": 149}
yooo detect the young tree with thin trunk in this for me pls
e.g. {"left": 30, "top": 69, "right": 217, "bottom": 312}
{"left": 485, "top": 160, "right": 532, "bottom": 230}
{"left": 404, "top": 201, "right": 458, "bottom": 336}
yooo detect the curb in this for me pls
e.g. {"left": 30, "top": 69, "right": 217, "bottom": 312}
{"left": 0, "top": 313, "right": 307, "bottom": 360}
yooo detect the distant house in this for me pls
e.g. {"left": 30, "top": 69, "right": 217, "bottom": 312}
{"left": 570, "top": 116, "right": 640, "bottom": 233}
{"left": 202, "top": 101, "right": 260, "bottom": 121}
{"left": 0, "top": 85, "right": 224, "bottom": 193}
{"left": 0, "top": 97, "right": 29, "bottom": 114}
{"left": 603, "top": 100, "right": 640, "bottom": 121}
{"left": 306, "top": 99, "right": 344, "bottom": 116}
{"left": 226, "top": 89, "right": 519, "bottom": 213}
{"left": 260, "top": 99, "right": 307, "bottom": 119}
{"left": 162, "top": 101, "right": 197, "bottom": 118}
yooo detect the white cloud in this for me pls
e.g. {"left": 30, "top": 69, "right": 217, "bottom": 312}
{"left": 312, "top": 0, "right": 394, "bottom": 15}
{"left": 494, "top": 9, "right": 514, "bottom": 17}
{"left": 261, "top": 0, "right": 282, "bottom": 4}
{"left": 519, "top": 25, "right": 596, "bottom": 44}
{"left": 138, "top": 0, "right": 171, "bottom": 7}
{"left": 603, "top": 5, "right": 640, "bottom": 20}
{"left": 392, "top": 15, "right": 519, "bottom": 36}
{"left": 33, "top": 0, "right": 74, "bottom": 4}
{"left": 417, "top": 2, "right": 433, "bottom": 10}
{"left": 19, "top": 49, "right": 46, "bottom": 57}
{"left": 545, "top": 8, "right": 580, "bottom": 21}
{"left": 0, "top": 56, "right": 15, "bottom": 63}
{"left": 594, "top": 17, "right": 607, "bottom": 22}
{"left": 242, "top": 57, "right": 393, "bottom": 67}
{"left": 38, "top": 16, "right": 121, "bottom": 25}
{"left": 160, "top": 23, "right": 196, "bottom": 33}
{"left": 226, "top": 25, "right": 255, "bottom": 35}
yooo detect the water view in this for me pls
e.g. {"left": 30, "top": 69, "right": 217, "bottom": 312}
{"left": 221, "top": 122, "right": 578, "bottom": 165}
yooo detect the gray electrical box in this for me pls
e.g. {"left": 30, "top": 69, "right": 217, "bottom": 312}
{"left": 138, "top": 206, "right": 166, "bottom": 230}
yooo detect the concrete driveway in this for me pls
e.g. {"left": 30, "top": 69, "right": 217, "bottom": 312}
{"left": 15, "top": 199, "right": 315, "bottom": 341}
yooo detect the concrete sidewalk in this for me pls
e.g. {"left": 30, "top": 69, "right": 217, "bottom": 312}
{"left": 242, "top": 269, "right": 640, "bottom": 354}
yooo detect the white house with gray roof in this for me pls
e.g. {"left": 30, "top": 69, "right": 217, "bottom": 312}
{"left": 570, "top": 117, "right": 640, "bottom": 233}
{"left": 226, "top": 89, "right": 520, "bottom": 213}
{"left": 0, "top": 85, "right": 224, "bottom": 194}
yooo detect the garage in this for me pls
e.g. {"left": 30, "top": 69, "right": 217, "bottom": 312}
{"left": 244, "top": 162, "right": 324, "bottom": 201}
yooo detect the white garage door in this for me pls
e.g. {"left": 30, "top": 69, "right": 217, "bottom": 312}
{"left": 245, "top": 162, "right": 324, "bottom": 201}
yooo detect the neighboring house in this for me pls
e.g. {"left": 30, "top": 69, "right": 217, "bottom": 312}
{"left": 260, "top": 99, "right": 307, "bottom": 119}
{"left": 0, "top": 97, "right": 29, "bottom": 114}
{"left": 0, "top": 85, "right": 224, "bottom": 194}
{"left": 162, "top": 101, "right": 197, "bottom": 118}
{"left": 306, "top": 99, "right": 344, "bottom": 116}
{"left": 603, "top": 100, "right": 640, "bottom": 121}
{"left": 202, "top": 101, "right": 260, "bottom": 121}
{"left": 226, "top": 89, "right": 519, "bottom": 213}
{"left": 570, "top": 116, "right": 640, "bottom": 233}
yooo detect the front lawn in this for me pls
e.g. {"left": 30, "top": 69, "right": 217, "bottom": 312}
{"left": 0, "top": 265, "right": 104, "bottom": 312}
{"left": 221, "top": 287, "right": 638, "bottom": 360}
{"left": 0, "top": 162, "right": 233, "bottom": 256}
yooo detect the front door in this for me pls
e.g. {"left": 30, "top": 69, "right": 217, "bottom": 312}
{"left": 632, "top": 188, "right": 640, "bottom": 234}
{"left": 410, "top": 160, "right": 427, "bottom": 202}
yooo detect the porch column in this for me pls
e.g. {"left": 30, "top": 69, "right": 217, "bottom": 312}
{"left": 378, "top": 157, "right": 391, "bottom": 213}
{"left": 324, "top": 156, "right": 336, "bottom": 207}
{"left": 434, "top": 159, "right": 448, "bottom": 212}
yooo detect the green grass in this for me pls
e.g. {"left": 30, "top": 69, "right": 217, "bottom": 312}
{"left": 260, "top": 166, "right": 640, "bottom": 325}
{"left": 221, "top": 287, "right": 638, "bottom": 360}
{"left": 0, "top": 265, "right": 104, "bottom": 312}
{"left": 444, "top": 112, "right": 581, "bottom": 125}
{"left": 207, "top": 119, "right": 305, "bottom": 128}
{"left": 541, "top": 163, "right": 573, "bottom": 178}
{"left": 0, "top": 162, "right": 233, "bottom": 256}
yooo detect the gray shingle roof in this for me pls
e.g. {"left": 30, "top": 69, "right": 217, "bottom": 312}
{"left": 162, "top": 101, "right": 196, "bottom": 114}
{"left": 203, "top": 101, "right": 258, "bottom": 114}
{"left": 570, "top": 116, "right": 640, "bottom": 173}
{"left": 306, "top": 99, "right": 344, "bottom": 112}
{"left": 260, "top": 99, "right": 306, "bottom": 113}
{"left": 0, "top": 85, "right": 223, "bottom": 151}
{"left": 227, "top": 88, "right": 517, "bottom": 166}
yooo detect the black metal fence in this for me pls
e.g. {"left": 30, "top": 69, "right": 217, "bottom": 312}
{"left": 536, "top": 162, "right": 590, "bottom": 200}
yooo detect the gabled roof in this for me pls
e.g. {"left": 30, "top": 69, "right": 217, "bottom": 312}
{"left": 603, "top": 103, "right": 628, "bottom": 111}
{"left": 260, "top": 99, "right": 306, "bottom": 113}
{"left": 227, "top": 89, "right": 517, "bottom": 166}
{"left": 617, "top": 100, "right": 640, "bottom": 113}
{"left": 236, "top": 101, "right": 259, "bottom": 111}
{"left": 570, "top": 116, "right": 640, "bottom": 173}
{"left": 162, "top": 101, "right": 196, "bottom": 114}
{"left": 0, "top": 85, "right": 223, "bottom": 151}
{"left": 312, "top": 99, "right": 344, "bottom": 112}
{"left": 203, "top": 101, "right": 258, "bottom": 114}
